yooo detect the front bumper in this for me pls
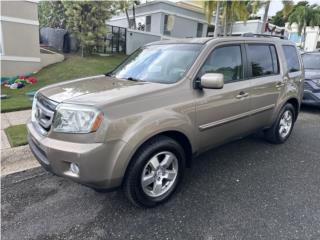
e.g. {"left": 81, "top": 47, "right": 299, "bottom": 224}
{"left": 302, "top": 80, "right": 320, "bottom": 106}
{"left": 27, "top": 122, "right": 127, "bottom": 190}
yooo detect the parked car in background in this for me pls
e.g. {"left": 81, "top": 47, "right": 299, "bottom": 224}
{"left": 302, "top": 52, "right": 320, "bottom": 106}
{"left": 28, "top": 36, "right": 304, "bottom": 207}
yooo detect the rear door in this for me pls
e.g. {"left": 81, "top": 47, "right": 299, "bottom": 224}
{"left": 245, "top": 42, "right": 284, "bottom": 129}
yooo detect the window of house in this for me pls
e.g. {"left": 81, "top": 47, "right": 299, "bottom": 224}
{"left": 197, "top": 23, "right": 203, "bottom": 37}
{"left": 247, "top": 44, "right": 279, "bottom": 78}
{"left": 146, "top": 16, "right": 151, "bottom": 32}
{"left": 136, "top": 16, "right": 145, "bottom": 31}
{"left": 164, "top": 15, "right": 175, "bottom": 36}
{"left": 282, "top": 45, "right": 300, "bottom": 72}
{"left": 198, "top": 45, "right": 243, "bottom": 83}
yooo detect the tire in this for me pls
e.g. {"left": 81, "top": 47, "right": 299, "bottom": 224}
{"left": 123, "top": 135, "right": 186, "bottom": 208}
{"left": 264, "top": 103, "right": 296, "bottom": 144}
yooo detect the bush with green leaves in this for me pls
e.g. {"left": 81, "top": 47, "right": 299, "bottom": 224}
{"left": 62, "top": 1, "right": 116, "bottom": 56}
{"left": 38, "top": 0, "right": 66, "bottom": 29}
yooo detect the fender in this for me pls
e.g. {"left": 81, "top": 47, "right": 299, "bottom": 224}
{"left": 107, "top": 109, "right": 197, "bottom": 183}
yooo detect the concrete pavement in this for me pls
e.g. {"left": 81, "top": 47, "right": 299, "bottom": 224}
{"left": 1, "top": 109, "right": 39, "bottom": 176}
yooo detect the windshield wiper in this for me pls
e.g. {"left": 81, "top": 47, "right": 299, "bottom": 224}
{"left": 105, "top": 72, "right": 113, "bottom": 77}
{"left": 125, "top": 77, "right": 142, "bottom": 82}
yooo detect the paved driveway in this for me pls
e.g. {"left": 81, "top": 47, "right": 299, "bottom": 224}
{"left": 2, "top": 107, "right": 320, "bottom": 240}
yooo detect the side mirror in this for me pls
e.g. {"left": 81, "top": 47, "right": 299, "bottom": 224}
{"left": 200, "top": 73, "right": 224, "bottom": 89}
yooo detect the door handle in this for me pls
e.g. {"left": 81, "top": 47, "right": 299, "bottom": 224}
{"left": 236, "top": 91, "right": 249, "bottom": 99}
{"left": 276, "top": 82, "right": 285, "bottom": 88}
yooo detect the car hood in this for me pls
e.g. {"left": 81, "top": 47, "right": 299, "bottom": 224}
{"left": 39, "top": 75, "right": 167, "bottom": 105}
{"left": 305, "top": 69, "right": 320, "bottom": 80}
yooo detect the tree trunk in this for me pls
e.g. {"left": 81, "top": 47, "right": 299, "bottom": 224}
{"left": 261, "top": 1, "right": 270, "bottom": 34}
{"left": 125, "top": 9, "right": 130, "bottom": 29}
{"left": 223, "top": 13, "right": 227, "bottom": 36}
{"left": 302, "top": 24, "right": 307, "bottom": 50}
{"left": 213, "top": 1, "right": 220, "bottom": 38}
{"left": 132, "top": 4, "right": 136, "bottom": 30}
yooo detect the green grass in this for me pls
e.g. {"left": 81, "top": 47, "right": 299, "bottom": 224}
{"left": 1, "top": 54, "right": 126, "bottom": 112}
{"left": 4, "top": 124, "right": 28, "bottom": 147}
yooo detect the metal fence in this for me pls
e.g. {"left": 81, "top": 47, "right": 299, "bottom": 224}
{"left": 104, "top": 25, "right": 126, "bottom": 54}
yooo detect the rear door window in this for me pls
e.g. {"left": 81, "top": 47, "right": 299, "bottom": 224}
{"left": 282, "top": 45, "right": 300, "bottom": 72}
{"left": 246, "top": 44, "right": 279, "bottom": 78}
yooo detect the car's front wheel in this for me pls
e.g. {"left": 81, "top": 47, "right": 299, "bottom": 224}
{"left": 123, "top": 136, "right": 185, "bottom": 208}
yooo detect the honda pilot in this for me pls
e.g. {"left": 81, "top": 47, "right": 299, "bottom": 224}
{"left": 28, "top": 36, "right": 304, "bottom": 207}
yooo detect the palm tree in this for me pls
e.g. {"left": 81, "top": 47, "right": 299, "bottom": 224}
{"left": 203, "top": 0, "right": 221, "bottom": 37}
{"left": 282, "top": 0, "right": 294, "bottom": 18}
{"left": 119, "top": 1, "right": 131, "bottom": 28}
{"left": 203, "top": 0, "right": 259, "bottom": 37}
{"left": 221, "top": 0, "right": 250, "bottom": 36}
{"left": 261, "top": 0, "right": 271, "bottom": 33}
{"left": 229, "top": 1, "right": 250, "bottom": 35}
{"left": 119, "top": 0, "right": 140, "bottom": 29}
{"left": 288, "top": 4, "right": 320, "bottom": 48}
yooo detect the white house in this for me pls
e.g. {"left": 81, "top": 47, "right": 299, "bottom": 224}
{"left": 0, "top": 0, "right": 41, "bottom": 76}
{"left": 286, "top": 22, "right": 320, "bottom": 51}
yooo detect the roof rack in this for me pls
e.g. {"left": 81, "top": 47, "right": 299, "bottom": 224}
{"left": 234, "top": 32, "right": 287, "bottom": 40}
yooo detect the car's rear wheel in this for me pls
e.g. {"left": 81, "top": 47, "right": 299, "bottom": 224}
{"left": 123, "top": 136, "right": 185, "bottom": 208}
{"left": 264, "top": 103, "right": 296, "bottom": 144}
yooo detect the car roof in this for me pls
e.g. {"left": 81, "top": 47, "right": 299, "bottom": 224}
{"left": 146, "top": 36, "right": 294, "bottom": 46}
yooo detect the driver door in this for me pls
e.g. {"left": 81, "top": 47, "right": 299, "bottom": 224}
{"left": 194, "top": 43, "right": 255, "bottom": 152}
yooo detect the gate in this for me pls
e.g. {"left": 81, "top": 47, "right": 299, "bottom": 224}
{"left": 105, "top": 25, "right": 126, "bottom": 54}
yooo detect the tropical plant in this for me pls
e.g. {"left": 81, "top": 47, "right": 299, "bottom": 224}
{"left": 38, "top": 0, "right": 66, "bottom": 29}
{"left": 260, "top": 0, "right": 271, "bottom": 33}
{"left": 62, "top": 1, "right": 115, "bottom": 57}
{"left": 203, "top": 0, "right": 221, "bottom": 37}
{"left": 203, "top": 0, "right": 252, "bottom": 37}
{"left": 221, "top": 0, "right": 250, "bottom": 36}
{"left": 118, "top": 0, "right": 140, "bottom": 29}
{"left": 282, "top": 0, "right": 294, "bottom": 18}
{"left": 288, "top": 3, "right": 320, "bottom": 48}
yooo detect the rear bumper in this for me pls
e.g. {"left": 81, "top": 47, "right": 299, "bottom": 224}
{"left": 27, "top": 122, "right": 126, "bottom": 190}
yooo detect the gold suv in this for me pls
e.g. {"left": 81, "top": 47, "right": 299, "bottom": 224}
{"left": 28, "top": 36, "right": 304, "bottom": 207}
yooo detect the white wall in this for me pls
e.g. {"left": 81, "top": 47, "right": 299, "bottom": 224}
{"left": 126, "top": 30, "right": 161, "bottom": 55}
{"left": 304, "top": 27, "right": 319, "bottom": 52}
{"left": 0, "top": 0, "right": 40, "bottom": 76}
{"left": 231, "top": 20, "right": 263, "bottom": 34}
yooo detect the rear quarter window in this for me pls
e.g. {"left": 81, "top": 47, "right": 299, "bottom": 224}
{"left": 282, "top": 45, "right": 300, "bottom": 72}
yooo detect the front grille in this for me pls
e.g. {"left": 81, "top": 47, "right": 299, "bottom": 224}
{"left": 33, "top": 93, "right": 58, "bottom": 133}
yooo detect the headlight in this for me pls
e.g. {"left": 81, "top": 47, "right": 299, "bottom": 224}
{"left": 52, "top": 104, "right": 103, "bottom": 133}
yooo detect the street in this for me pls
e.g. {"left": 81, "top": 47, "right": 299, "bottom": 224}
{"left": 2, "top": 107, "right": 320, "bottom": 240}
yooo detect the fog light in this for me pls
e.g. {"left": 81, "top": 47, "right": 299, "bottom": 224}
{"left": 70, "top": 163, "right": 79, "bottom": 175}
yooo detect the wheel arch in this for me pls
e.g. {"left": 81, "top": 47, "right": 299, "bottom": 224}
{"left": 121, "top": 130, "right": 194, "bottom": 186}
{"left": 286, "top": 97, "right": 300, "bottom": 121}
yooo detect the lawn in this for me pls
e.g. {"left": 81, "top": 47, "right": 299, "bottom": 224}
{"left": 1, "top": 54, "right": 126, "bottom": 112}
{"left": 4, "top": 124, "right": 28, "bottom": 147}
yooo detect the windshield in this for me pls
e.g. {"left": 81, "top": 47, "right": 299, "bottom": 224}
{"left": 302, "top": 54, "right": 320, "bottom": 69}
{"left": 111, "top": 44, "right": 202, "bottom": 84}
